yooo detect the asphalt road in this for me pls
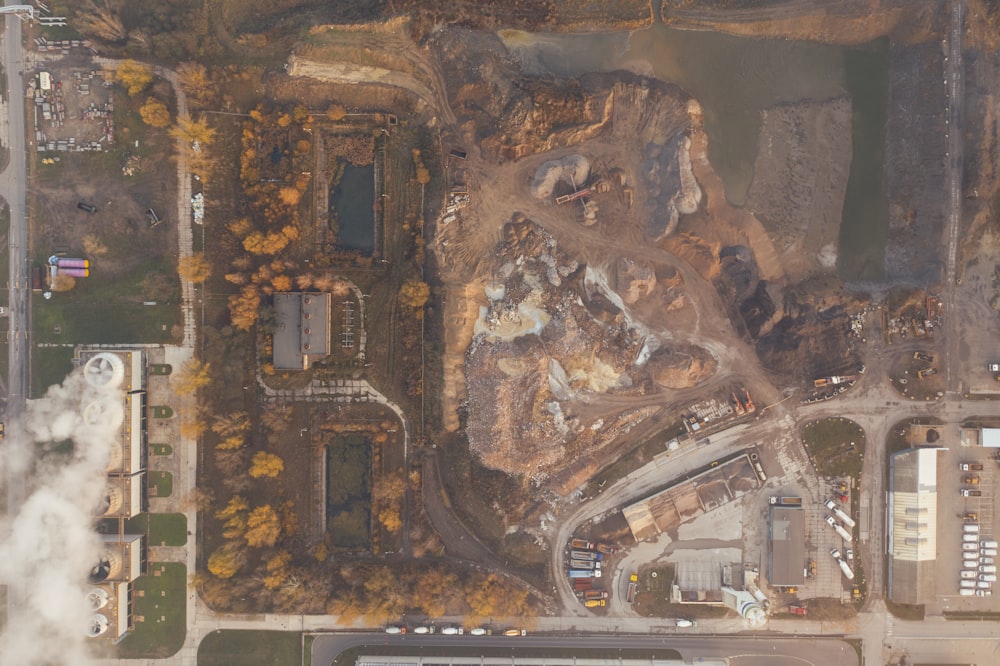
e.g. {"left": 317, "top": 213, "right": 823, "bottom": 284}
{"left": 1, "top": 0, "right": 30, "bottom": 614}
{"left": 311, "top": 633, "right": 858, "bottom": 666}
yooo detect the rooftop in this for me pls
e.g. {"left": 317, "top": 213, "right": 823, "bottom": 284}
{"left": 768, "top": 505, "right": 805, "bottom": 587}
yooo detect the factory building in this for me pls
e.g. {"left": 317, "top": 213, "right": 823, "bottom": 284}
{"left": 273, "top": 292, "right": 332, "bottom": 370}
{"left": 768, "top": 504, "right": 805, "bottom": 587}
{"left": 887, "top": 447, "right": 940, "bottom": 605}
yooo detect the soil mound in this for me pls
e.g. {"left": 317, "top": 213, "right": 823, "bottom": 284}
{"left": 645, "top": 344, "right": 717, "bottom": 389}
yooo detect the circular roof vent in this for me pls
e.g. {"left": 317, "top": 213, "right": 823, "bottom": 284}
{"left": 84, "top": 353, "right": 125, "bottom": 389}
{"left": 88, "top": 552, "right": 121, "bottom": 584}
{"left": 87, "top": 588, "right": 109, "bottom": 611}
{"left": 87, "top": 614, "right": 110, "bottom": 637}
{"left": 96, "top": 483, "right": 123, "bottom": 516}
{"left": 83, "top": 398, "right": 124, "bottom": 430}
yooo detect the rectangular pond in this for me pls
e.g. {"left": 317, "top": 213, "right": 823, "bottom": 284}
{"left": 325, "top": 433, "right": 372, "bottom": 549}
{"left": 329, "top": 162, "right": 375, "bottom": 255}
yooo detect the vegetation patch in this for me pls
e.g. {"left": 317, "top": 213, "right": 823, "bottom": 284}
{"left": 198, "top": 630, "right": 303, "bottom": 666}
{"left": 125, "top": 512, "right": 188, "bottom": 547}
{"left": 148, "top": 471, "right": 173, "bottom": 498}
{"left": 634, "top": 564, "right": 729, "bottom": 619}
{"left": 31, "top": 346, "right": 74, "bottom": 397}
{"left": 117, "top": 563, "right": 186, "bottom": 659}
{"left": 801, "top": 417, "right": 865, "bottom": 478}
{"left": 151, "top": 443, "right": 173, "bottom": 456}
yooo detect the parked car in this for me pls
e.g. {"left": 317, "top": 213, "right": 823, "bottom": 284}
{"left": 413, "top": 627, "right": 431, "bottom": 635}
{"left": 503, "top": 629, "right": 526, "bottom": 637}
{"left": 977, "top": 589, "right": 993, "bottom": 597}
{"left": 470, "top": 628, "right": 488, "bottom": 636}
{"left": 441, "top": 627, "right": 463, "bottom": 635}
{"left": 961, "top": 570, "right": 977, "bottom": 579}
{"left": 979, "top": 574, "right": 997, "bottom": 582}
{"left": 385, "top": 626, "right": 404, "bottom": 635}
{"left": 979, "top": 565, "right": 997, "bottom": 573}
{"left": 981, "top": 557, "right": 995, "bottom": 565}
{"left": 675, "top": 619, "right": 696, "bottom": 628}
{"left": 846, "top": 548, "right": 853, "bottom": 561}
{"left": 963, "top": 543, "right": 980, "bottom": 551}
{"left": 982, "top": 549, "right": 999, "bottom": 557}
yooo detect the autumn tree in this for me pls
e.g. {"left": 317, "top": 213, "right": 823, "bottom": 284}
{"left": 263, "top": 550, "right": 292, "bottom": 590}
{"left": 178, "top": 252, "right": 211, "bottom": 283}
{"left": 249, "top": 451, "right": 284, "bottom": 479}
{"left": 179, "top": 414, "right": 207, "bottom": 439}
{"left": 414, "top": 568, "right": 457, "bottom": 617}
{"left": 362, "top": 566, "right": 406, "bottom": 622}
{"left": 177, "top": 61, "right": 213, "bottom": 107}
{"left": 212, "top": 411, "right": 251, "bottom": 437}
{"left": 412, "top": 148, "right": 430, "bottom": 185}
{"left": 245, "top": 505, "right": 281, "bottom": 547}
{"left": 171, "top": 114, "right": 217, "bottom": 147}
{"left": 279, "top": 186, "right": 302, "bottom": 206}
{"left": 115, "top": 59, "right": 153, "bottom": 96}
{"left": 377, "top": 506, "right": 402, "bottom": 533}
{"left": 216, "top": 495, "right": 249, "bottom": 540}
{"left": 229, "top": 285, "right": 261, "bottom": 330}
{"left": 465, "top": 574, "right": 532, "bottom": 618}
{"left": 399, "top": 280, "right": 430, "bottom": 311}
{"left": 326, "top": 104, "right": 346, "bottom": 121}
{"left": 139, "top": 98, "right": 171, "bottom": 128}
{"left": 216, "top": 435, "right": 244, "bottom": 451}
{"left": 173, "top": 358, "right": 211, "bottom": 394}
{"left": 208, "top": 545, "right": 246, "bottom": 579}
{"left": 74, "top": 0, "right": 127, "bottom": 43}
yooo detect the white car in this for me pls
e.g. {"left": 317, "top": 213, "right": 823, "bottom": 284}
{"left": 981, "top": 557, "right": 995, "bottom": 565}
{"left": 960, "top": 588, "right": 975, "bottom": 596}
{"left": 979, "top": 580, "right": 993, "bottom": 588}
{"left": 675, "top": 619, "right": 696, "bottom": 628}
{"left": 963, "top": 543, "right": 980, "bottom": 551}
{"left": 963, "top": 534, "right": 979, "bottom": 543}
{"left": 846, "top": 548, "right": 853, "bottom": 561}
{"left": 982, "top": 548, "right": 998, "bottom": 557}
{"left": 961, "top": 580, "right": 977, "bottom": 588}
{"left": 961, "top": 570, "right": 977, "bottom": 579}
{"left": 980, "top": 574, "right": 997, "bottom": 582}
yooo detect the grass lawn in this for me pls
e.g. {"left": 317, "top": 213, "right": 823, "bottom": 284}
{"left": 148, "top": 471, "right": 173, "bottom": 498}
{"left": 152, "top": 405, "right": 174, "bottom": 418}
{"left": 33, "top": 291, "right": 180, "bottom": 344}
{"left": 125, "top": 512, "right": 187, "bottom": 547}
{"left": 198, "top": 630, "right": 303, "bottom": 666}
{"left": 151, "top": 443, "right": 173, "bottom": 456}
{"left": 801, "top": 417, "right": 866, "bottom": 478}
{"left": 31, "top": 345, "right": 75, "bottom": 397}
{"left": 116, "top": 563, "right": 186, "bottom": 659}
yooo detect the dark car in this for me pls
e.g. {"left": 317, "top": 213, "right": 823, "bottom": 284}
{"left": 77, "top": 201, "right": 97, "bottom": 213}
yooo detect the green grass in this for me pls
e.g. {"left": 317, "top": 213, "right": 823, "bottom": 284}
{"left": 149, "top": 363, "right": 173, "bottom": 375}
{"left": 33, "top": 292, "right": 180, "bottom": 344}
{"left": 31, "top": 346, "right": 75, "bottom": 397}
{"left": 148, "top": 471, "right": 173, "bottom": 498}
{"left": 198, "top": 630, "right": 304, "bottom": 666}
{"left": 633, "top": 563, "right": 728, "bottom": 619}
{"left": 116, "top": 563, "right": 186, "bottom": 659}
{"left": 152, "top": 405, "right": 174, "bottom": 418}
{"left": 326, "top": 434, "right": 372, "bottom": 549}
{"left": 151, "top": 443, "right": 173, "bottom": 456}
{"left": 125, "top": 512, "right": 187, "bottom": 547}
{"left": 801, "top": 417, "right": 866, "bottom": 478}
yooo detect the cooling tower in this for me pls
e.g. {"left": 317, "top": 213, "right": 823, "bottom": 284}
{"left": 83, "top": 353, "right": 125, "bottom": 389}
{"left": 87, "top": 614, "right": 110, "bottom": 637}
{"left": 88, "top": 552, "right": 121, "bottom": 584}
{"left": 87, "top": 587, "right": 109, "bottom": 611}
{"left": 95, "top": 483, "right": 123, "bottom": 516}
{"left": 83, "top": 397, "right": 125, "bottom": 431}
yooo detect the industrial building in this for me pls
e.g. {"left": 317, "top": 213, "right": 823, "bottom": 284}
{"left": 979, "top": 427, "right": 1000, "bottom": 448}
{"left": 273, "top": 292, "right": 332, "bottom": 369}
{"left": 887, "top": 447, "right": 940, "bottom": 605}
{"left": 357, "top": 657, "right": 727, "bottom": 666}
{"left": 768, "top": 504, "right": 805, "bottom": 587}
{"left": 78, "top": 349, "right": 150, "bottom": 643}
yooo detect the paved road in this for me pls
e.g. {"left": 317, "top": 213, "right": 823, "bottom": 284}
{"left": 311, "top": 633, "right": 859, "bottom": 666}
{"left": 1, "top": 0, "right": 30, "bottom": 616}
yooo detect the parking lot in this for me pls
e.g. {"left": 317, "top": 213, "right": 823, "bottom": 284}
{"left": 933, "top": 437, "right": 1000, "bottom": 612}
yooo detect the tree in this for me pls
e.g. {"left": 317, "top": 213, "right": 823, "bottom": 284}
{"left": 74, "top": 0, "right": 127, "bottom": 43}
{"left": 271, "top": 275, "right": 292, "bottom": 292}
{"left": 249, "top": 451, "right": 284, "bottom": 479}
{"left": 177, "top": 61, "right": 213, "bottom": 107}
{"left": 362, "top": 566, "right": 405, "bottom": 622}
{"left": 373, "top": 471, "right": 407, "bottom": 505}
{"left": 326, "top": 104, "right": 346, "bottom": 121}
{"left": 115, "top": 59, "right": 153, "bottom": 96}
{"left": 263, "top": 550, "right": 292, "bottom": 590}
{"left": 139, "top": 98, "right": 171, "bottom": 128}
{"left": 229, "top": 285, "right": 261, "bottom": 331}
{"left": 414, "top": 568, "right": 457, "bottom": 617}
{"left": 245, "top": 505, "right": 281, "bottom": 547}
{"left": 178, "top": 252, "right": 211, "bottom": 283}
{"left": 208, "top": 546, "right": 246, "bottom": 579}
{"left": 179, "top": 415, "right": 207, "bottom": 439}
{"left": 171, "top": 114, "right": 217, "bottom": 147}
{"left": 173, "top": 358, "right": 211, "bottom": 394}
{"left": 399, "top": 280, "right": 430, "bottom": 310}
{"left": 279, "top": 186, "right": 302, "bottom": 206}
{"left": 377, "top": 506, "right": 402, "bottom": 533}
{"left": 212, "top": 411, "right": 251, "bottom": 437}
{"left": 216, "top": 435, "right": 244, "bottom": 451}
{"left": 465, "top": 574, "right": 532, "bottom": 618}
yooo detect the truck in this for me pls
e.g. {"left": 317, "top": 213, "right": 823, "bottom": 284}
{"left": 570, "top": 559, "right": 596, "bottom": 570}
{"left": 567, "top": 570, "right": 592, "bottom": 579}
{"left": 626, "top": 580, "right": 638, "bottom": 604}
{"left": 825, "top": 500, "right": 857, "bottom": 528}
{"left": 913, "top": 351, "right": 934, "bottom": 363}
{"left": 571, "top": 538, "right": 595, "bottom": 550}
{"left": 962, "top": 489, "right": 983, "bottom": 497}
{"left": 961, "top": 463, "right": 985, "bottom": 471}
{"left": 769, "top": 496, "right": 802, "bottom": 507}
{"left": 573, "top": 579, "right": 592, "bottom": 591}
{"left": 988, "top": 362, "right": 1000, "bottom": 381}
{"left": 596, "top": 543, "right": 619, "bottom": 555}
{"left": 571, "top": 550, "right": 602, "bottom": 561}
{"left": 584, "top": 590, "right": 608, "bottom": 600}
{"left": 917, "top": 367, "right": 937, "bottom": 379}
{"left": 788, "top": 605, "right": 808, "bottom": 616}
{"left": 837, "top": 559, "right": 856, "bottom": 581}
{"left": 584, "top": 599, "right": 606, "bottom": 608}
{"left": 825, "top": 515, "right": 852, "bottom": 543}
{"left": 963, "top": 476, "right": 981, "bottom": 485}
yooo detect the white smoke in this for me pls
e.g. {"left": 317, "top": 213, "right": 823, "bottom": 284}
{"left": 0, "top": 368, "right": 124, "bottom": 665}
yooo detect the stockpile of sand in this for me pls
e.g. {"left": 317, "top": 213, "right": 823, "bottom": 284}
{"left": 530, "top": 154, "right": 590, "bottom": 199}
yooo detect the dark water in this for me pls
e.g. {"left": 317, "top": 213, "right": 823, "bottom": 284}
{"left": 326, "top": 434, "right": 371, "bottom": 548}
{"left": 330, "top": 163, "right": 375, "bottom": 255}
{"left": 500, "top": 25, "right": 890, "bottom": 281}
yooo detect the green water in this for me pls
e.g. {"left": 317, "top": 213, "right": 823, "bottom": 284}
{"left": 330, "top": 163, "right": 375, "bottom": 255}
{"left": 326, "top": 434, "right": 372, "bottom": 548}
{"left": 499, "top": 24, "right": 891, "bottom": 281}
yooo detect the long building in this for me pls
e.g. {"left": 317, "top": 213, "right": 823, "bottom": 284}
{"left": 768, "top": 504, "right": 805, "bottom": 587}
{"left": 887, "top": 447, "right": 940, "bottom": 605}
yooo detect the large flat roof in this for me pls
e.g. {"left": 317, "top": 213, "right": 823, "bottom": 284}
{"left": 274, "top": 292, "right": 331, "bottom": 370}
{"left": 888, "top": 447, "right": 939, "bottom": 605}
{"left": 768, "top": 506, "right": 805, "bottom": 586}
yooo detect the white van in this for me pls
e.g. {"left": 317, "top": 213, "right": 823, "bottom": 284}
{"left": 980, "top": 574, "right": 997, "bottom": 582}
{"left": 964, "top": 524, "right": 980, "bottom": 533}
{"left": 981, "top": 540, "right": 998, "bottom": 548}
{"left": 982, "top": 548, "right": 998, "bottom": 556}
{"left": 978, "top": 580, "right": 993, "bottom": 589}
{"left": 980, "top": 565, "right": 997, "bottom": 573}
{"left": 981, "top": 557, "right": 995, "bottom": 565}
{"left": 964, "top": 551, "right": 980, "bottom": 560}
{"left": 964, "top": 534, "right": 979, "bottom": 542}
{"left": 960, "top": 579, "right": 977, "bottom": 588}
{"left": 959, "top": 588, "right": 976, "bottom": 596}
{"left": 961, "top": 570, "right": 977, "bottom": 579}
{"left": 963, "top": 542, "right": 980, "bottom": 551}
